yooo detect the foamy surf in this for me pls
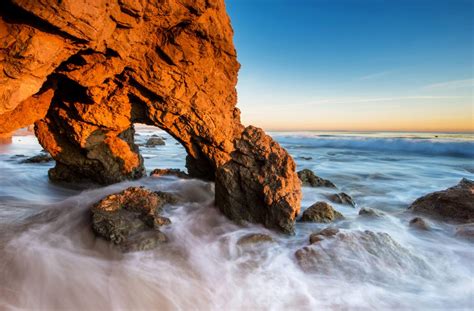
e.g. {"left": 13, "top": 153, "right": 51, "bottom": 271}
{"left": 0, "top": 130, "right": 473, "bottom": 310}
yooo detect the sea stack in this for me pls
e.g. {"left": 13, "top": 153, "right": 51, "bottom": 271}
{"left": 0, "top": 0, "right": 301, "bottom": 232}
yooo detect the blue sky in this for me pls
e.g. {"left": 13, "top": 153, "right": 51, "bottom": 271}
{"left": 226, "top": 0, "right": 473, "bottom": 131}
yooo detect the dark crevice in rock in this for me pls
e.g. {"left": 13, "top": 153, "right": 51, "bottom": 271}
{"left": 155, "top": 46, "right": 177, "bottom": 66}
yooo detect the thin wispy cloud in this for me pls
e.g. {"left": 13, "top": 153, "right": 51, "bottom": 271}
{"left": 307, "top": 95, "right": 463, "bottom": 106}
{"left": 358, "top": 70, "right": 396, "bottom": 81}
{"left": 423, "top": 79, "right": 474, "bottom": 90}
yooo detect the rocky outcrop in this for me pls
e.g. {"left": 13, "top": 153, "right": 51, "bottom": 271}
{"left": 20, "top": 152, "right": 53, "bottom": 163}
{"left": 145, "top": 137, "right": 165, "bottom": 147}
{"left": 300, "top": 202, "right": 343, "bottom": 223}
{"left": 215, "top": 126, "right": 301, "bottom": 234}
{"left": 91, "top": 187, "right": 173, "bottom": 251}
{"left": 409, "top": 178, "right": 474, "bottom": 223}
{"left": 297, "top": 169, "right": 336, "bottom": 188}
{"left": 327, "top": 192, "right": 356, "bottom": 207}
{"left": 0, "top": 0, "right": 302, "bottom": 232}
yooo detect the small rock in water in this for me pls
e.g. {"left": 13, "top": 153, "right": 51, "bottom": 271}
{"left": 359, "top": 207, "right": 384, "bottom": 217}
{"left": 150, "top": 168, "right": 189, "bottom": 179}
{"left": 455, "top": 223, "right": 474, "bottom": 242}
{"left": 20, "top": 153, "right": 53, "bottom": 163}
{"left": 328, "top": 192, "right": 356, "bottom": 207}
{"left": 91, "top": 186, "right": 174, "bottom": 252}
{"left": 298, "top": 156, "right": 313, "bottom": 161}
{"left": 151, "top": 134, "right": 166, "bottom": 139}
{"left": 300, "top": 202, "right": 343, "bottom": 223}
{"left": 409, "top": 217, "right": 430, "bottom": 230}
{"left": 295, "top": 230, "right": 430, "bottom": 281}
{"left": 297, "top": 169, "right": 336, "bottom": 188}
{"left": 309, "top": 227, "right": 339, "bottom": 244}
{"left": 409, "top": 178, "right": 474, "bottom": 223}
{"left": 146, "top": 137, "right": 166, "bottom": 146}
{"left": 237, "top": 233, "right": 274, "bottom": 246}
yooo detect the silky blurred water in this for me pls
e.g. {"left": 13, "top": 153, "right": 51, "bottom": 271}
{"left": 0, "top": 128, "right": 473, "bottom": 310}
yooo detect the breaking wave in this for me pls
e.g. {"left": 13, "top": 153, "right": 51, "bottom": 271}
{"left": 275, "top": 135, "right": 474, "bottom": 158}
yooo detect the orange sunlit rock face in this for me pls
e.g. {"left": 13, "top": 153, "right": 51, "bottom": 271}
{"left": 0, "top": 0, "right": 301, "bottom": 233}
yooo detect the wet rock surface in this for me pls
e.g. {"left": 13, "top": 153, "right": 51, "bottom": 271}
{"left": 91, "top": 186, "right": 173, "bottom": 252}
{"left": 300, "top": 202, "right": 343, "bottom": 223}
{"left": 409, "top": 217, "right": 430, "bottom": 230}
{"left": 455, "top": 223, "right": 474, "bottom": 242}
{"left": 308, "top": 227, "right": 340, "bottom": 244}
{"left": 150, "top": 168, "right": 189, "bottom": 179}
{"left": 409, "top": 178, "right": 474, "bottom": 223}
{"left": 328, "top": 192, "right": 356, "bottom": 207}
{"left": 295, "top": 230, "right": 430, "bottom": 281}
{"left": 20, "top": 153, "right": 53, "bottom": 163}
{"left": 145, "top": 137, "right": 166, "bottom": 147}
{"left": 237, "top": 233, "right": 274, "bottom": 246}
{"left": 297, "top": 169, "right": 336, "bottom": 188}
{"left": 358, "top": 207, "right": 384, "bottom": 217}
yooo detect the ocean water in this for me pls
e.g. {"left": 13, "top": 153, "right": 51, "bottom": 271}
{"left": 0, "top": 128, "right": 473, "bottom": 310}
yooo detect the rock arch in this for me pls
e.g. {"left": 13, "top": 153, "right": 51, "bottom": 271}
{"left": 0, "top": 0, "right": 301, "bottom": 233}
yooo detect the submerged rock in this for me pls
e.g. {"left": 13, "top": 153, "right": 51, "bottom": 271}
{"left": 309, "top": 227, "right": 340, "bottom": 244}
{"left": 150, "top": 168, "right": 189, "bottom": 179}
{"left": 455, "top": 223, "right": 474, "bottom": 242}
{"left": 300, "top": 202, "right": 343, "bottom": 223}
{"left": 297, "top": 169, "right": 336, "bottom": 188}
{"left": 120, "top": 231, "right": 168, "bottom": 252}
{"left": 409, "top": 217, "right": 431, "bottom": 230}
{"left": 358, "top": 207, "right": 384, "bottom": 217}
{"left": 327, "top": 192, "right": 356, "bottom": 207}
{"left": 237, "top": 233, "right": 274, "bottom": 246}
{"left": 409, "top": 178, "right": 474, "bottom": 223}
{"left": 145, "top": 137, "right": 166, "bottom": 147}
{"left": 91, "top": 187, "right": 174, "bottom": 251}
{"left": 295, "top": 230, "right": 430, "bottom": 281}
{"left": 20, "top": 153, "right": 53, "bottom": 163}
{"left": 151, "top": 134, "right": 166, "bottom": 139}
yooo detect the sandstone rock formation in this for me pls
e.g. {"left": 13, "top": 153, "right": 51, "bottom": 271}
{"left": 0, "top": 0, "right": 301, "bottom": 233}
{"left": 409, "top": 178, "right": 474, "bottom": 223}
{"left": 215, "top": 126, "right": 301, "bottom": 233}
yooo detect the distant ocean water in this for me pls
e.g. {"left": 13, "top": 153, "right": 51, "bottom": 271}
{"left": 272, "top": 131, "right": 474, "bottom": 157}
{"left": 0, "top": 128, "right": 473, "bottom": 310}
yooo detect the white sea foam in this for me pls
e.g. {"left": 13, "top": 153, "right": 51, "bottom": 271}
{"left": 0, "top": 131, "right": 473, "bottom": 310}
